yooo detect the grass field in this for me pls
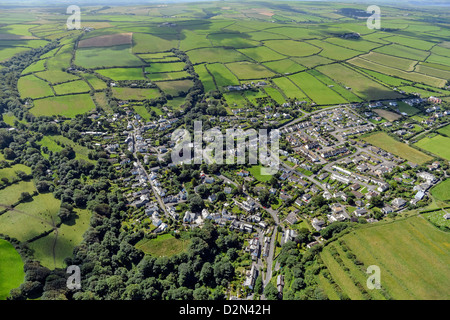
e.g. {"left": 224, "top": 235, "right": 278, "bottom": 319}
{"left": 135, "top": 233, "right": 188, "bottom": 257}
{"left": 288, "top": 71, "right": 347, "bottom": 105}
{"left": 53, "top": 80, "right": 91, "bottom": 95}
{"left": 225, "top": 61, "right": 275, "bottom": 80}
{"left": 423, "top": 210, "right": 450, "bottom": 229}
{"left": 147, "top": 71, "right": 190, "bottom": 81}
{"left": 0, "top": 181, "right": 36, "bottom": 206}
{"left": 363, "top": 132, "right": 432, "bottom": 164}
{"left": 262, "top": 59, "right": 305, "bottom": 74}
{"left": 112, "top": 87, "right": 161, "bottom": 100}
{"left": 414, "top": 134, "right": 450, "bottom": 161}
{"left": 187, "top": 47, "right": 248, "bottom": 64}
{"left": 81, "top": 73, "right": 107, "bottom": 90}
{"left": 248, "top": 165, "right": 272, "bottom": 182}
{"left": 374, "top": 44, "right": 430, "bottom": 61}
{"left": 323, "top": 216, "right": 450, "bottom": 300}
{"left": 238, "top": 45, "right": 286, "bottom": 62}
{"left": 317, "top": 64, "right": 403, "bottom": 101}
{"left": 96, "top": 67, "right": 146, "bottom": 81}
{"left": 27, "top": 208, "right": 91, "bottom": 269}
{"left": 21, "top": 59, "right": 46, "bottom": 75}
{"left": 50, "top": 135, "right": 93, "bottom": 163}
{"left": 156, "top": 80, "right": 193, "bottom": 96}
{"left": 272, "top": 76, "right": 307, "bottom": 100}
{"left": 206, "top": 63, "right": 240, "bottom": 87}
{"left": 263, "top": 39, "right": 320, "bottom": 57}
{"left": 358, "top": 52, "right": 417, "bottom": 71}
{"left": 75, "top": 44, "right": 144, "bottom": 68}
{"left": 438, "top": 124, "right": 450, "bottom": 137}
{"left": 0, "top": 239, "right": 24, "bottom": 300}
{"left": 145, "top": 62, "right": 186, "bottom": 73}
{"left": 193, "top": 64, "right": 216, "bottom": 92}
{"left": 31, "top": 94, "right": 96, "bottom": 117}
{"left": 132, "top": 33, "right": 179, "bottom": 53}
{"left": 373, "top": 109, "right": 402, "bottom": 122}
{"left": 0, "top": 164, "right": 32, "bottom": 182}
{"left": 17, "top": 75, "right": 53, "bottom": 99}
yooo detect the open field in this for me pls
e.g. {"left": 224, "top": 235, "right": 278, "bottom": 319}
{"left": 187, "top": 47, "right": 248, "bottom": 64}
{"left": 357, "top": 52, "right": 417, "bottom": 71}
{"left": 263, "top": 59, "right": 305, "bottom": 75}
{"left": 363, "top": 132, "right": 432, "bottom": 164}
{"left": 0, "top": 164, "right": 32, "bottom": 182}
{"left": 374, "top": 44, "right": 430, "bottom": 61}
{"left": 27, "top": 208, "right": 91, "bottom": 269}
{"left": 112, "top": 87, "right": 161, "bottom": 100}
{"left": 81, "top": 73, "right": 107, "bottom": 90}
{"left": 145, "top": 62, "right": 186, "bottom": 73}
{"left": 263, "top": 40, "right": 320, "bottom": 57}
{"left": 206, "top": 63, "right": 240, "bottom": 88}
{"left": 53, "top": 80, "right": 91, "bottom": 95}
{"left": 31, "top": 94, "right": 96, "bottom": 118}
{"left": 423, "top": 210, "right": 450, "bottom": 229}
{"left": 75, "top": 44, "right": 144, "bottom": 69}
{"left": 248, "top": 165, "right": 272, "bottom": 182}
{"left": 0, "top": 240, "right": 24, "bottom": 300}
{"left": 17, "top": 75, "right": 53, "bottom": 99}
{"left": 272, "top": 76, "right": 307, "bottom": 100}
{"left": 78, "top": 32, "right": 132, "bottom": 48}
{"left": 323, "top": 216, "right": 450, "bottom": 300}
{"left": 96, "top": 67, "right": 146, "bottom": 81}
{"left": 288, "top": 71, "right": 347, "bottom": 105}
{"left": 0, "top": 181, "right": 36, "bottom": 206}
{"left": 193, "top": 64, "right": 216, "bottom": 92}
{"left": 238, "top": 46, "right": 285, "bottom": 62}
{"left": 373, "top": 109, "right": 402, "bottom": 121}
{"left": 225, "top": 61, "right": 275, "bottom": 80}
{"left": 156, "top": 80, "right": 193, "bottom": 96}
{"left": 438, "top": 124, "right": 450, "bottom": 137}
{"left": 317, "top": 64, "right": 404, "bottom": 101}
{"left": 414, "top": 134, "right": 450, "bottom": 161}
{"left": 135, "top": 233, "right": 188, "bottom": 257}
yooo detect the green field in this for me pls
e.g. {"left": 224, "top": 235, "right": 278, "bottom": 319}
{"left": 322, "top": 216, "right": 450, "bottom": 300}
{"left": 21, "top": 59, "right": 46, "bottom": 75}
{"left": 263, "top": 39, "right": 320, "bottom": 57}
{"left": 414, "top": 134, "right": 450, "bottom": 161}
{"left": 145, "top": 62, "right": 186, "bottom": 73}
{"left": 0, "top": 164, "right": 32, "bottom": 182}
{"left": 263, "top": 59, "right": 305, "bottom": 74}
{"left": 75, "top": 44, "right": 145, "bottom": 68}
{"left": 112, "top": 87, "right": 161, "bottom": 100}
{"left": 206, "top": 63, "right": 240, "bottom": 88}
{"left": 96, "top": 67, "right": 146, "bottom": 81}
{"left": 438, "top": 124, "right": 450, "bottom": 137}
{"left": 374, "top": 44, "right": 430, "bottom": 61}
{"left": 363, "top": 132, "right": 432, "bottom": 164}
{"left": 156, "top": 80, "right": 193, "bottom": 96}
{"left": 248, "top": 165, "right": 272, "bottom": 182}
{"left": 53, "top": 80, "right": 91, "bottom": 95}
{"left": 31, "top": 94, "right": 96, "bottom": 117}
{"left": 288, "top": 71, "right": 347, "bottom": 105}
{"left": 0, "top": 239, "right": 24, "bottom": 300}
{"left": 272, "top": 76, "right": 307, "bottom": 100}
{"left": 423, "top": 210, "right": 450, "bottom": 229}
{"left": 187, "top": 47, "right": 248, "bottom": 64}
{"left": 0, "top": 181, "right": 36, "bottom": 206}
{"left": 17, "top": 75, "right": 53, "bottom": 99}
{"left": 238, "top": 45, "right": 286, "bottom": 62}
{"left": 225, "top": 61, "right": 275, "bottom": 80}
{"left": 27, "top": 208, "right": 91, "bottom": 269}
{"left": 135, "top": 233, "right": 188, "bottom": 257}
{"left": 193, "top": 64, "right": 216, "bottom": 92}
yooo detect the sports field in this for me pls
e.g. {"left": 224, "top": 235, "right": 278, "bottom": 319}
{"left": 321, "top": 216, "right": 450, "bottom": 300}
{"left": 363, "top": 132, "right": 432, "bottom": 164}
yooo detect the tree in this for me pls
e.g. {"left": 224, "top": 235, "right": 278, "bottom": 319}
{"left": 263, "top": 282, "right": 278, "bottom": 300}
{"left": 3, "top": 147, "right": 16, "bottom": 160}
{"left": 189, "top": 195, "right": 204, "bottom": 213}
{"left": 370, "top": 195, "right": 384, "bottom": 208}
{"left": 253, "top": 275, "right": 263, "bottom": 294}
{"left": 58, "top": 203, "right": 75, "bottom": 222}
{"left": 19, "top": 191, "right": 32, "bottom": 202}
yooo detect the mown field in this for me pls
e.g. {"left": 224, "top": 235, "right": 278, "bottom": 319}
{"left": 0, "top": 240, "right": 24, "bottom": 300}
{"left": 321, "top": 216, "right": 450, "bottom": 300}
{"left": 363, "top": 132, "right": 433, "bottom": 164}
{"left": 135, "top": 233, "right": 188, "bottom": 257}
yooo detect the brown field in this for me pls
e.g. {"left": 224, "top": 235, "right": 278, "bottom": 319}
{"left": 78, "top": 33, "right": 133, "bottom": 48}
{"left": 373, "top": 108, "right": 402, "bottom": 121}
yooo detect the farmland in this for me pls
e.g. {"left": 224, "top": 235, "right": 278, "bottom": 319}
{"left": 0, "top": 240, "right": 24, "bottom": 300}
{"left": 363, "top": 132, "right": 433, "bottom": 164}
{"left": 31, "top": 94, "right": 96, "bottom": 117}
{"left": 414, "top": 134, "right": 450, "bottom": 161}
{"left": 321, "top": 216, "right": 450, "bottom": 300}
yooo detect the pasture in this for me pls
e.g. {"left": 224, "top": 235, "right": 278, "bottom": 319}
{"left": 112, "top": 87, "right": 161, "bottom": 100}
{"left": 31, "top": 94, "right": 96, "bottom": 118}
{"left": 225, "top": 61, "right": 275, "bottom": 80}
{"left": 414, "top": 134, "right": 450, "bottom": 161}
{"left": 373, "top": 109, "right": 402, "bottom": 122}
{"left": 363, "top": 132, "right": 432, "bottom": 164}
{"left": 17, "top": 75, "right": 53, "bottom": 99}
{"left": 75, "top": 44, "right": 144, "bottom": 69}
{"left": 53, "top": 80, "right": 91, "bottom": 95}
{"left": 430, "top": 179, "right": 450, "bottom": 202}
{"left": 135, "top": 233, "right": 188, "bottom": 257}
{"left": 0, "top": 240, "right": 24, "bottom": 300}
{"left": 206, "top": 63, "right": 240, "bottom": 88}
{"left": 263, "top": 40, "right": 320, "bottom": 57}
{"left": 96, "top": 67, "right": 146, "bottom": 81}
{"left": 322, "top": 216, "right": 450, "bottom": 299}
{"left": 263, "top": 59, "right": 305, "bottom": 75}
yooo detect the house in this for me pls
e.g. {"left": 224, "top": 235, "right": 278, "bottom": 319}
{"left": 414, "top": 191, "right": 425, "bottom": 200}
{"left": 311, "top": 218, "right": 325, "bottom": 231}
{"left": 391, "top": 198, "right": 407, "bottom": 210}
{"left": 350, "top": 183, "right": 361, "bottom": 191}
{"left": 444, "top": 213, "right": 450, "bottom": 220}
{"left": 208, "top": 194, "right": 217, "bottom": 202}
{"left": 302, "top": 193, "right": 312, "bottom": 202}
{"left": 354, "top": 208, "right": 368, "bottom": 216}
{"left": 285, "top": 211, "right": 299, "bottom": 225}
{"left": 224, "top": 187, "right": 232, "bottom": 194}
{"left": 382, "top": 206, "right": 394, "bottom": 214}
{"left": 243, "top": 265, "right": 257, "bottom": 290}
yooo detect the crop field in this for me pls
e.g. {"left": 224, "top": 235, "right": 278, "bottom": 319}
{"left": 414, "top": 134, "right": 450, "bottom": 161}
{"left": 288, "top": 72, "right": 347, "bottom": 105}
{"left": 112, "top": 87, "right": 161, "bottom": 100}
{"left": 96, "top": 67, "right": 146, "bottom": 81}
{"left": 415, "top": 64, "right": 450, "bottom": 80}
{"left": 317, "top": 64, "right": 403, "bottom": 101}
{"left": 262, "top": 59, "right": 305, "bottom": 75}
{"left": 384, "top": 35, "right": 436, "bottom": 51}
{"left": 53, "top": 80, "right": 91, "bottom": 95}
{"left": 356, "top": 67, "right": 412, "bottom": 87}
{"left": 225, "top": 61, "right": 275, "bottom": 80}
{"left": 431, "top": 179, "right": 450, "bottom": 202}
{"left": 0, "top": 240, "right": 24, "bottom": 300}
{"left": 31, "top": 94, "right": 96, "bottom": 118}
{"left": 363, "top": 132, "right": 433, "bottom": 164}
{"left": 17, "top": 75, "right": 53, "bottom": 99}
{"left": 322, "top": 216, "right": 450, "bottom": 300}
